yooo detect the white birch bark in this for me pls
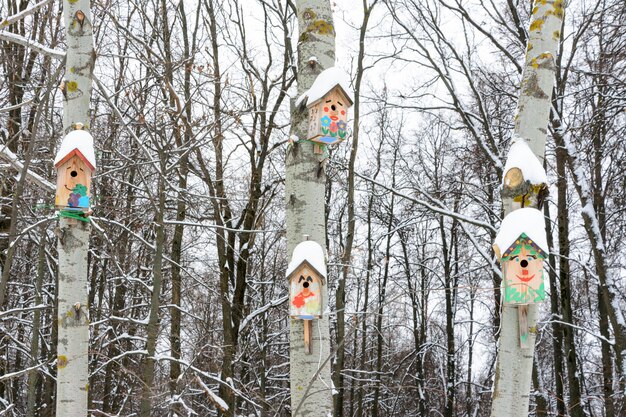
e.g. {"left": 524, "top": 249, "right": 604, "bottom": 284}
{"left": 286, "top": 1, "right": 335, "bottom": 415}
{"left": 490, "top": 1, "right": 564, "bottom": 416}
{"left": 56, "top": 0, "right": 94, "bottom": 415}
{"left": 512, "top": 0, "right": 564, "bottom": 164}
{"left": 56, "top": 218, "right": 90, "bottom": 416}
{"left": 62, "top": 0, "right": 94, "bottom": 132}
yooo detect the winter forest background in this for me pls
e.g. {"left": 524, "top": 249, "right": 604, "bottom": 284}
{"left": 0, "top": 0, "right": 624, "bottom": 416}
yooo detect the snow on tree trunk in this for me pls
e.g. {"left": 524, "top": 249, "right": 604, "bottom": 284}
{"left": 56, "top": 0, "right": 94, "bottom": 415}
{"left": 286, "top": 1, "right": 335, "bottom": 415}
{"left": 490, "top": 1, "right": 564, "bottom": 416}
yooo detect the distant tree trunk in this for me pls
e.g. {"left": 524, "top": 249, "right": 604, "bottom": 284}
{"left": 371, "top": 146, "right": 398, "bottom": 417}
{"left": 554, "top": 129, "right": 584, "bottom": 416}
{"left": 598, "top": 282, "right": 616, "bottom": 417}
{"left": 139, "top": 171, "right": 166, "bottom": 416}
{"left": 26, "top": 227, "right": 47, "bottom": 417}
{"left": 286, "top": 1, "right": 335, "bottom": 415}
{"left": 399, "top": 231, "right": 428, "bottom": 416}
{"left": 531, "top": 360, "right": 548, "bottom": 416}
{"left": 355, "top": 166, "right": 378, "bottom": 417}
{"left": 334, "top": 2, "right": 376, "bottom": 415}
{"left": 441, "top": 213, "right": 459, "bottom": 417}
{"left": 168, "top": 1, "right": 196, "bottom": 406}
{"left": 490, "top": 1, "right": 564, "bottom": 416}
{"left": 543, "top": 202, "right": 566, "bottom": 417}
{"left": 55, "top": 0, "right": 94, "bottom": 415}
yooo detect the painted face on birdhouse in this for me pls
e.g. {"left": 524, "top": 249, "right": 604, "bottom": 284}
{"left": 55, "top": 156, "right": 91, "bottom": 210}
{"left": 502, "top": 238, "right": 545, "bottom": 304}
{"left": 319, "top": 96, "right": 348, "bottom": 143}
{"left": 289, "top": 265, "right": 323, "bottom": 319}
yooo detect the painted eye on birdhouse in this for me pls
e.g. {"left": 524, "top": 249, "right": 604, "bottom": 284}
{"left": 54, "top": 129, "right": 96, "bottom": 213}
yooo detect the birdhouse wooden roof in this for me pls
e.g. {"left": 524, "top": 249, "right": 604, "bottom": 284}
{"left": 54, "top": 130, "right": 96, "bottom": 171}
{"left": 296, "top": 67, "right": 354, "bottom": 108}
{"left": 494, "top": 208, "right": 548, "bottom": 259}
{"left": 502, "top": 137, "right": 547, "bottom": 187}
{"left": 286, "top": 259, "right": 326, "bottom": 285}
{"left": 286, "top": 240, "right": 327, "bottom": 281}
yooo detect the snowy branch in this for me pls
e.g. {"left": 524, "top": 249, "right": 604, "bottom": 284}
{"left": 0, "top": 30, "right": 65, "bottom": 59}
{"left": 0, "top": 146, "right": 55, "bottom": 192}
{"left": 0, "top": 0, "right": 53, "bottom": 27}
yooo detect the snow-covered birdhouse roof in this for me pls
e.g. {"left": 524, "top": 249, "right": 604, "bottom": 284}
{"left": 54, "top": 129, "right": 96, "bottom": 171}
{"left": 296, "top": 67, "right": 354, "bottom": 108}
{"left": 494, "top": 208, "right": 548, "bottom": 259}
{"left": 286, "top": 240, "right": 327, "bottom": 280}
{"left": 502, "top": 137, "right": 547, "bottom": 187}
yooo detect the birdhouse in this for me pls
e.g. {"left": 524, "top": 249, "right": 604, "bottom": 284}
{"left": 501, "top": 138, "right": 548, "bottom": 209}
{"left": 493, "top": 208, "right": 548, "bottom": 305}
{"left": 286, "top": 239, "right": 326, "bottom": 355}
{"left": 287, "top": 240, "right": 326, "bottom": 319}
{"left": 54, "top": 128, "right": 96, "bottom": 212}
{"left": 297, "top": 67, "right": 353, "bottom": 146}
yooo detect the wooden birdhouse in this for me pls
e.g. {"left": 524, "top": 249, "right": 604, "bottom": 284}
{"left": 54, "top": 127, "right": 96, "bottom": 212}
{"left": 297, "top": 67, "right": 353, "bottom": 146}
{"left": 501, "top": 138, "right": 548, "bottom": 209}
{"left": 286, "top": 239, "right": 326, "bottom": 354}
{"left": 494, "top": 208, "right": 548, "bottom": 348}
{"left": 493, "top": 208, "right": 548, "bottom": 305}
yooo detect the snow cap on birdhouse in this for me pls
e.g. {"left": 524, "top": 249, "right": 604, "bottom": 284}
{"left": 493, "top": 208, "right": 548, "bottom": 304}
{"left": 296, "top": 67, "right": 353, "bottom": 146}
{"left": 286, "top": 239, "right": 326, "bottom": 319}
{"left": 502, "top": 137, "right": 548, "bottom": 208}
{"left": 54, "top": 127, "right": 96, "bottom": 212}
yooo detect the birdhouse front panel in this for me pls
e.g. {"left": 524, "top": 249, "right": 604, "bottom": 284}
{"left": 501, "top": 234, "right": 546, "bottom": 304}
{"left": 307, "top": 87, "right": 350, "bottom": 145}
{"left": 289, "top": 263, "right": 323, "bottom": 319}
{"left": 55, "top": 154, "right": 92, "bottom": 211}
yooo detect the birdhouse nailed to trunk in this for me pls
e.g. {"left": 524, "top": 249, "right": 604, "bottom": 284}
{"left": 54, "top": 128, "right": 96, "bottom": 212}
{"left": 287, "top": 240, "right": 326, "bottom": 319}
{"left": 297, "top": 67, "right": 353, "bottom": 146}
{"left": 493, "top": 208, "right": 548, "bottom": 304}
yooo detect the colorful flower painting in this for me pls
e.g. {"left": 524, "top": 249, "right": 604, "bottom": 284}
{"left": 67, "top": 184, "right": 90, "bottom": 209}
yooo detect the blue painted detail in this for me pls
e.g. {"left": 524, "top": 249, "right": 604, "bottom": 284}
{"left": 318, "top": 136, "right": 338, "bottom": 144}
{"left": 297, "top": 315, "right": 316, "bottom": 320}
{"left": 78, "top": 196, "right": 90, "bottom": 208}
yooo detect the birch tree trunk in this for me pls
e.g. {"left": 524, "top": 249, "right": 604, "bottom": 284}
{"left": 490, "top": 1, "right": 564, "bottom": 416}
{"left": 56, "top": 0, "right": 94, "bottom": 415}
{"left": 286, "top": 1, "right": 335, "bottom": 415}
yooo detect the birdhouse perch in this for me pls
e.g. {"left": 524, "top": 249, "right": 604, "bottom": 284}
{"left": 54, "top": 127, "right": 96, "bottom": 213}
